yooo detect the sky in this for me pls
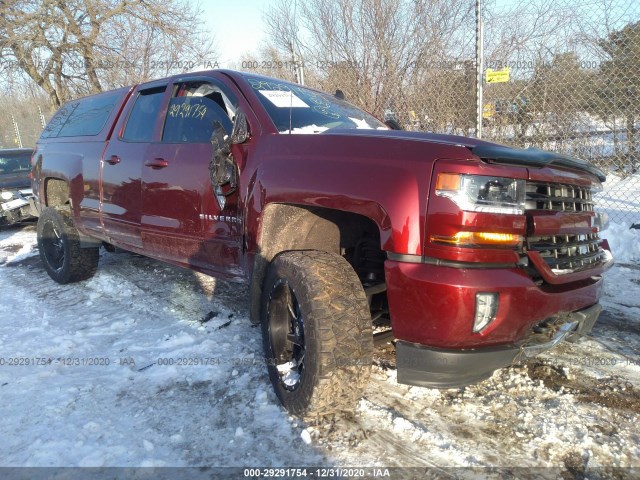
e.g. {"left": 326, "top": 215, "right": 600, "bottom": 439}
{"left": 197, "top": 0, "right": 634, "bottom": 68}
{"left": 199, "top": 0, "right": 270, "bottom": 67}
{"left": 196, "top": 0, "right": 542, "bottom": 68}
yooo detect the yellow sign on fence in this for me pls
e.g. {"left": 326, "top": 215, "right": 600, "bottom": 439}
{"left": 483, "top": 103, "right": 496, "bottom": 119}
{"left": 486, "top": 67, "right": 510, "bottom": 83}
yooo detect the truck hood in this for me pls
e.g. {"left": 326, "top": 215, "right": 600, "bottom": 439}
{"left": 323, "top": 129, "right": 606, "bottom": 182}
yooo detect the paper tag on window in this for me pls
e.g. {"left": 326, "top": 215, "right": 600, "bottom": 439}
{"left": 258, "top": 90, "right": 309, "bottom": 108}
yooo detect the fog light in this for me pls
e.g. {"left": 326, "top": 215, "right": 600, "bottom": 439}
{"left": 474, "top": 293, "right": 499, "bottom": 332}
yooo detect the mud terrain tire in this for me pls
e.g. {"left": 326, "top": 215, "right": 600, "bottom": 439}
{"left": 37, "top": 207, "right": 99, "bottom": 284}
{"left": 261, "top": 250, "right": 373, "bottom": 418}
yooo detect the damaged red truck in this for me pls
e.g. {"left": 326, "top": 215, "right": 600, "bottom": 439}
{"left": 31, "top": 70, "right": 613, "bottom": 417}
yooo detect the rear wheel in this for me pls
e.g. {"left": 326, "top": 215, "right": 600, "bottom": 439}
{"left": 37, "top": 207, "right": 99, "bottom": 284}
{"left": 261, "top": 250, "right": 373, "bottom": 418}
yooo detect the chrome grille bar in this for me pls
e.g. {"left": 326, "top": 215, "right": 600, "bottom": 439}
{"left": 525, "top": 182, "right": 594, "bottom": 212}
{"left": 527, "top": 233, "right": 606, "bottom": 273}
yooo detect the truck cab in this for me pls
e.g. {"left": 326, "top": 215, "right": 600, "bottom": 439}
{"left": 32, "top": 70, "right": 613, "bottom": 417}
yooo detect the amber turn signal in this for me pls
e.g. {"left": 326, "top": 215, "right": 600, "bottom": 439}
{"left": 430, "top": 231, "right": 523, "bottom": 247}
{"left": 435, "top": 173, "right": 461, "bottom": 191}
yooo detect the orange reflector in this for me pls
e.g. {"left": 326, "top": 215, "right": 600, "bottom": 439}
{"left": 435, "top": 173, "right": 461, "bottom": 191}
{"left": 431, "top": 231, "right": 522, "bottom": 247}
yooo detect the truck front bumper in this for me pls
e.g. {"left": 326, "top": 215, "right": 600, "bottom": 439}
{"left": 396, "top": 303, "right": 602, "bottom": 388}
{"left": 384, "top": 254, "right": 607, "bottom": 388}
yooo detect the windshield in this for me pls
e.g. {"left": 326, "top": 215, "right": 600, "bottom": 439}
{"left": 0, "top": 152, "right": 32, "bottom": 175}
{"left": 243, "top": 74, "right": 387, "bottom": 134}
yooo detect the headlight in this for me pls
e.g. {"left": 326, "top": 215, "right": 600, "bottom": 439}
{"left": 435, "top": 173, "right": 525, "bottom": 215}
{"left": 1, "top": 191, "right": 15, "bottom": 201}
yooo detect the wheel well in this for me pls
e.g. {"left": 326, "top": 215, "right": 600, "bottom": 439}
{"left": 249, "top": 203, "right": 386, "bottom": 324}
{"left": 44, "top": 178, "right": 70, "bottom": 207}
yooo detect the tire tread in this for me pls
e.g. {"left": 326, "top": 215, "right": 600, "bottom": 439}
{"left": 37, "top": 207, "right": 99, "bottom": 284}
{"left": 262, "top": 250, "right": 373, "bottom": 418}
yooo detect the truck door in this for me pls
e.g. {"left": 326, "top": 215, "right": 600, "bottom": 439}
{"left": 100, "top": 84, "right": 167, "bottom": 249}
{"left": 140, "top": 78, "right": 243, "bottom": 277}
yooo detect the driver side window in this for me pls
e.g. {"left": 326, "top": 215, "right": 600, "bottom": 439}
{"left": 162, "top": 81, "right": 236, "bottom": 144}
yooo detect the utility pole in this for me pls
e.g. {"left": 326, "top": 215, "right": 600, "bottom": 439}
{"left": 11, "top": 115, "right": 23, "bottom": 148}
{"left": 476, "top": 0, "right": 484, "bottom": 139}
{"left": 291, "top": 0, "right": 305, "bottom": 85}
{"left": 292, "top": 47, "right": 305, "bottom": 86}
{"left": 38, "top": 105, "right": 47, "bottom": 129}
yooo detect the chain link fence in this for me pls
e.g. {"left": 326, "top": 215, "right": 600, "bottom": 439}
{"left": 3, "top": 0, "right": 639, "bottom": 224}
{"left": 256, "top": 0, "right": 640, "bottom": 225}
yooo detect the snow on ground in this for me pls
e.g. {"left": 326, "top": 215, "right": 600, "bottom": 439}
{"left": 1, "top": 222, "right": 639, "bottom": 476}
{"left": 0, "top": 225, "right": 326, "bottom": 468}
{"left": 597, "top": 173, "right": 640, "bottom": 225}
{"left": 602, "top": 223, "right": 640, "bottom": 263}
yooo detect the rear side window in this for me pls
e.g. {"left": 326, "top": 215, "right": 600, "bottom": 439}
{"left": 122, "top": 87, "right": 166, "bottom": 142}
{"left": 41, "top": 91, "right": 122, "bottom": 138}
{"left": 41, "top": 104, "right": 75, "bottom": 139}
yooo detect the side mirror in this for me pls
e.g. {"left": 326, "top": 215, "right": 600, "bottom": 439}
{"left": 384, "top": 118, "right": 403, "bottom": 130}
{"left": 230, "top": 111, "right": 249, "bottom": 145}
{"left": 209, "top": 109, "right": 249, "bottom": 209}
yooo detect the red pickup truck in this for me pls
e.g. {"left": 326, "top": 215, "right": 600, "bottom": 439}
{"left": 31, "top": 69, "right": 613, "bottom": 417}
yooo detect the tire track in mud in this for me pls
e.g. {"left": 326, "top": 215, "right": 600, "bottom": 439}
{"left": 527, "top": 361, "right": 640, "bottom": 413}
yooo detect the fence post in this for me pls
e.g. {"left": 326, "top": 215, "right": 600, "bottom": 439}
{"left": 293, "top": 49, "right": 305, "bottom": 86}
{"left": 475, "top": 0, "right": 484, "bottom": 139}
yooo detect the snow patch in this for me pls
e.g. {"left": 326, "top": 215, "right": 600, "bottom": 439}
{"left": 5, "top": 243, "right": 38, "bottom": 264}
{"left": 301, "top": 429, "right": 312, "bottom": 445}
{"left": 602, "top": 223, "right": 640, "bottom": 263}
{"left": 280, "top": 124, "right": 329, "bottom": 134}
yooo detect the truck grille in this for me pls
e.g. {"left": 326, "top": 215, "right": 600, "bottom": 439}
{"left": 527, "top": 232, "right": 605, "bottom": 272}
{"left": 525, "top": 182, "right": 594, "bottom": 212}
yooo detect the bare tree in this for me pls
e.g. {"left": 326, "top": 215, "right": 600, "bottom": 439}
{"left": 263, "top": 0, "right": 304, "bottom": 69}
{"left": 594, "top": 21, "right": 640, "bottom": 174}
{"left": 0, "top": 0, "right": 217, "bottom": 110}
{"left": 262, "top": 0, "right": 475, "bottom": 122}
{"left": 236, "top": 44, "right": 300, "bottom": 83}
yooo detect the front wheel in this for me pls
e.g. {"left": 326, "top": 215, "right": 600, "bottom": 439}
{"left": 261, "top": 250, "right": 373, "bottom": 418}
{"left": 37, "top": 207, "right": 99, "bottom": 284}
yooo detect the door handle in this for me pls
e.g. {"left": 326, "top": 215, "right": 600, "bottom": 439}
{"left": 105, "top": 155, "right": 121, "bottom": 165}
{"left": 144, "top": 158, "right": 169, "bottom": 169}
